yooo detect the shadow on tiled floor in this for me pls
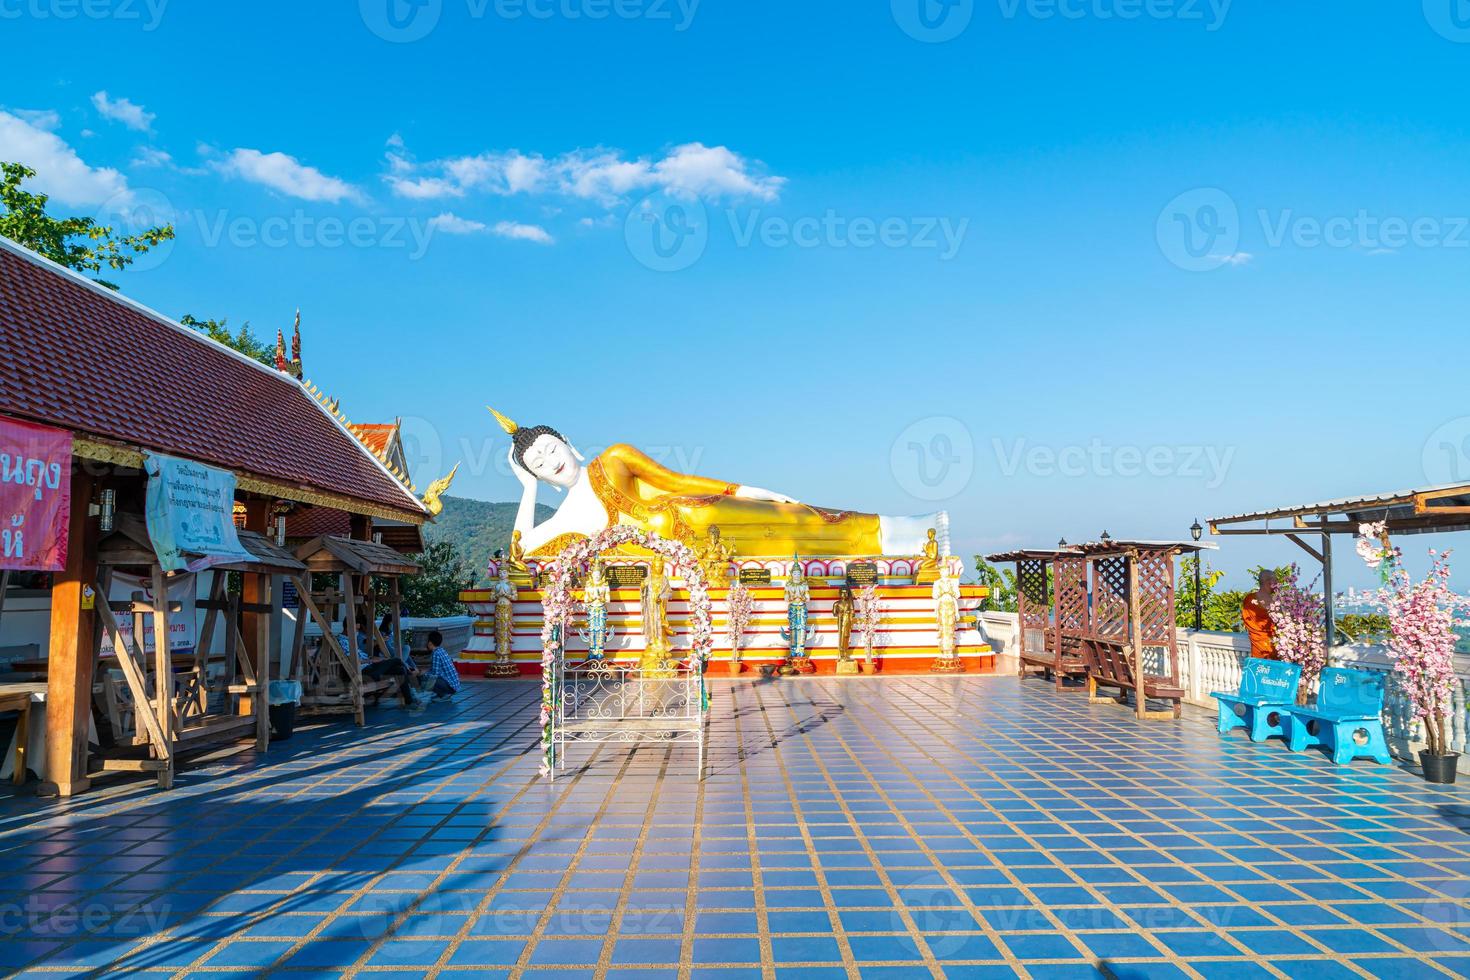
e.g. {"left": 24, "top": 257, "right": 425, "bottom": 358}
{"left": 0, "top": 676, "right": 1467, "bottom": 979}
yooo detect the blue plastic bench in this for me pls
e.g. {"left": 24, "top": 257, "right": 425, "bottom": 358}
{"left": 1212, "top": 658, "right": 1301, "bottom": 742}
{"left": 1281, "top": 667, "right": 1392, "bottom": 765}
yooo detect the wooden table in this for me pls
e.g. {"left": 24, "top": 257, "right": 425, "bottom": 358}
{"left": 10, "top": 654, "right": 211, "bottom": 675}
{"left": 0, "top": 683, "right": 45, "bottom": 786}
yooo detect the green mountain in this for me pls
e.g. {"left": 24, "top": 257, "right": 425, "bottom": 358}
{"left": 423, "top": 496, "right": 553, "bottom": 586}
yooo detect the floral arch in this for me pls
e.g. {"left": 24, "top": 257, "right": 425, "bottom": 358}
{"left": 538, "top": 525, "right": 713, "bottom": 777}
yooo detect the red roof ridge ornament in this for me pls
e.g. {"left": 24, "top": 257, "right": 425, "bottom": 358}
{"left": 274, "top": 329, "right": 288, "bottom": 373}
{"left": 289, "top": 309, "right": 303, "bottom": 380}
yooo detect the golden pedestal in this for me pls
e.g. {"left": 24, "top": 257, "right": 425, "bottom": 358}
{"left": 930, "top": 654, "right": 965, "bottom": 674}
{"left": 835, "top": 660, "right": 860, "bottom": 676}
{"left": 486, "top": 660, "right": 520, "bottom": 678}
{"left": 915, "top": 567, "right": 940, "bottom": 585}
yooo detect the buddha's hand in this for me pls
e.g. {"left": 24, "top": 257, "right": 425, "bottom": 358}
{"left": 736, "top": 485, "right": 798, "bottom": 504}
{"left": 508, "top": 448, "right": 537, "bottom": 491}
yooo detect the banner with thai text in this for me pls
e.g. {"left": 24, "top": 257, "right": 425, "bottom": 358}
{"left": 106, "top": 571, "right": 198, "bottom": 657}
{"left": 144, "top": 453, "right": 253, "bottom": 572}
{"left": 0, "top": 416, "right": 72, "bottom": 571}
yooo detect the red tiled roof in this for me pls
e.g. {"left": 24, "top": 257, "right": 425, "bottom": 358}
{"left": 285, "top": 506, "right": 351, "bottom": 540}
{"left": 0, "top": 238, "right": 427, "bottom": 520}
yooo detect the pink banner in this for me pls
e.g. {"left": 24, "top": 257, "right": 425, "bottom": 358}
{"left": 1, "top": 416, "right": 72, "bottom": 572}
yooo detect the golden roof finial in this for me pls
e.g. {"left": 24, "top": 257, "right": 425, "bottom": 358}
{"left": 487, "top": 406, "right": 519, "bottom": 436}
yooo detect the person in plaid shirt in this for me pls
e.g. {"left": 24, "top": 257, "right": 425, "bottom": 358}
{"left": 426, "top": 631, "right": 461, "bottom": 700}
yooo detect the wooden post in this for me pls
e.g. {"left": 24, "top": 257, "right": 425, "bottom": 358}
{"left": 41, "top": 469, "right": 98, "bottom": 798}
{"left": 1127, "top": 550, "right": 1145, "bottom": 721}
{"left": 150, "top": 565, "right": 175, "bottom": 790}
{"left": 342, "top": 572, "right": 365, "bottom": 726}
{"left": 253, "top": 572, "right": 271, "bottom": 751}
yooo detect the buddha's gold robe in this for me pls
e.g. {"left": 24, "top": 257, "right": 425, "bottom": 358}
{"left": 569, "top": 443, "right": 883, "bottom": 557}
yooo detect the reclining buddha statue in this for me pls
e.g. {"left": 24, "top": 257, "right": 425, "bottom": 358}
{"left": 490, "top": 407, "right": 948, "bottom": 559}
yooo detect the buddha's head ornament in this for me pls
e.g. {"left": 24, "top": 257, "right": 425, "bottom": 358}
{"left": 491, "top": 406, "right": 584, "bottom": 489}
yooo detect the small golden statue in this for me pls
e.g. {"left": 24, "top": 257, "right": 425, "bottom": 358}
{"left": 832, "top": 585, "right": 859, "bottom": 675}
{"left": 915, "top": 527, "right": 941, "bottom": 585}
{"left": 488, "top": 563, "right": 520, "bottom": 677}
{"left": 640, "top": 555, "right": 676, "bottom": 676}
{"left": 505, "top": 529, "right": 533, "bottom": 587}
{"left": 696, "top": 525, "right": 736, "bottom": 586}
{"left": 931, "top": 561, "right": 965, "bottom": 673}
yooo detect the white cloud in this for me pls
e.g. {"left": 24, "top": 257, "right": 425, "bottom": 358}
{"left": 91, "top": 91, "right": 155, "bottom": 133}
{"left": 132, "top": 146, "right": 173, "bottom": 168}
{"left": 385, "top": 141, "right": 782, "bottom": 205}
{"left": 1213, "top": 251, "right": 1253, "bottom": 267}
{"left": 427, "top": 212, "right": 489, "bottom": 234}
{"left": 215, "top": 148, "right": 359, "bottom": 203}
{"left": 12, "top": 108, "right": 60, "bottom": 131}
{"left": 654, "top": 143, "right": 784, "bottom": 201}
{"left": 0, "top": 109, "right": 131, "bottom": 207}
{"left": 492, "top": 221, "right": 554, "bottom": 244}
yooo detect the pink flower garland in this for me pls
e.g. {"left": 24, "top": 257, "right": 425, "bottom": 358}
{"left": 538, "top": 526, "right": 714, "bottom": 776}
{"left": 727, "top": 581, "right": 753, "bottom": 659}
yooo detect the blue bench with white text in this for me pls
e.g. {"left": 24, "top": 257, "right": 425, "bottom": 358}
{"left": 1281, "top": 667, "right": 1392, "bottom": 765}
{"left": 1212, "top": 658, "right": 1300, "bottom": 742}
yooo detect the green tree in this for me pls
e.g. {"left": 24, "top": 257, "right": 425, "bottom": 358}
{"left": 1176, "top": 559, "right": 1295, "bottom": 632}
{"left": 398, "top": 540, "right": 477, "bottom": 618}
{"left": 178, "top": 314, "right": 275, "bottom": 366}
{"left": 0, "top": 161, "right": 173, "bottom": 289}
{"left": 973, "top": 557, "right": 1019, "bottom": 612}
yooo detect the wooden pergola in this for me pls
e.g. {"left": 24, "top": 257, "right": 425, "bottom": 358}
{"left": 1210, "top": 481, "right": 1470, "bottom": 648}
{"left": 1061, "top": 540, "right": 1208, "bottom": 721}
{"left": 985, "top": 548, "right": 1088, "bottom": 689}
{"left": 88, "top": 515, "right": 306, "bottom": 789}
{"left": 291, "top": 535, "right": 421, "bottom": 726}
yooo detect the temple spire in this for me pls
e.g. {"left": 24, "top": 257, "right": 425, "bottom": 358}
{"left": 289, "top": 309, "right": 303, "bottom": 380}
{"left": 274, "top": 329, "right": 287, "bottom": 373}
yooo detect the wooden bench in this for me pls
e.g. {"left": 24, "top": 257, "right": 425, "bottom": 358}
{"left": 1211, "top": 657, "right": 1301, "bottom": 742}
{"left": 0, "top": 683, "right": 42, "bottom": 786}
{"left": 1282, "top": 668, "right": 1392, "bottom": 765}
{"left": 1080, "top": 633, "right": 1184, "bottom": 720}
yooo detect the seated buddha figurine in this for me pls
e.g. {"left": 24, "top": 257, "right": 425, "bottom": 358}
{"left": 491, "top": 407, "right": 947, "bottom": 558}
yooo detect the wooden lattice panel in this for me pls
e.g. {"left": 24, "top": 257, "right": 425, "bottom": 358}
{"left": 1054, "top": 556, "right": 1089, "bottom": 634}
{"left": 1017, "top": 559, "right": 1050, "bottom": 633}
{"left": 1091, "top": 556, "right": 1130, "bottom": 640}
{"left": 1136, "top": 552, "right": 1175, "bottom": 645}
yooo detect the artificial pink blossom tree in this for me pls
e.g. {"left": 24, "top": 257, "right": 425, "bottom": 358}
{"left": 1267, "top": 564, "right": 1328, "bottom": 702}
{"left": 1356, "top": 522, "right": 1470, "bottom": 758}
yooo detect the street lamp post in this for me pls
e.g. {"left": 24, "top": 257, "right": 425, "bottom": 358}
{"left": 1190, "top": 519, "right": 1204, "bottom": 630}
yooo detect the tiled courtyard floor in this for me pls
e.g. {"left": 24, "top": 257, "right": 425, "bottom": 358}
{"left": 1, "top": 676, "right": 1468, "bottom": 979}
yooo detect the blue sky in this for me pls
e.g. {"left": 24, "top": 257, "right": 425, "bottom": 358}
{"left": 3, "top": 1, "right": 1469, "bottom": 589}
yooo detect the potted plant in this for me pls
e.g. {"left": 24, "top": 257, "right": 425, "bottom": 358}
{"left": 1267, "top": 564, "right": 1328, "bottom": 703}
{"left": 726, "top": 579, "right": 752, "bottom": 676}
{"left": 1357, "top": 523, "right": 1469, "bottom": 784}
{"left": 856, "top": 584, "right": 882, "bottom": 674}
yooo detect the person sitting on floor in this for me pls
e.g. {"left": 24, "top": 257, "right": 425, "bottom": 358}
{"left": 425, "top": 630, "right": 461, "bottom": 701}
{"left": 342, "top": 620, "right": 416, "bottom": 707}
{"left": 379, "top": 613, "right": 426, "bottom": 689}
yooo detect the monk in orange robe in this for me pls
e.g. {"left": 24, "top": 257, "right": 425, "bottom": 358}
{"left": 1240, "top": 569, "right": 1278, "bottom": 659}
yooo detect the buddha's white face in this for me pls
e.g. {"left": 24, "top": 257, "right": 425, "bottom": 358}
{"left": 523, "top": 433, "right": 581, "bottom": 489}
